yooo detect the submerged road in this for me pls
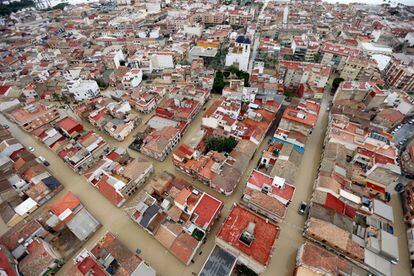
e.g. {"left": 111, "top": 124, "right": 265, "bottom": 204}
{"left": 0, "top": 88, "right": 411, "bottom": 275}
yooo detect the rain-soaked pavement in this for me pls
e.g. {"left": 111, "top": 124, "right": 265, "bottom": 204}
{"left": 0, "top": 91, "right": 411, "bottom": 276}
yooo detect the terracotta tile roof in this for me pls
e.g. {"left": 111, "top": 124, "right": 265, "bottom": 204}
{"left": 297, "top": 242, "right": 354, "bottom": 275}
{"left": 18, "top": 239, "right": 57, "bottom": 276}
{"left": 169, "top": 232, "right": 198, "bottom": 264}
{"left": 90, "top": 232, "right": 142, "bottom": 275}
{"left": 49, "top": 192, "right": 80, "bottom": 216}
{"left": 217, "top": 204, "right": 279, "bottom": 266}
{"left": 305, "top": 217, "right": 364, "bottom": 261}
{"left": 243, "top": 187, "right": 287, "bottom": 218}
{"left": 74, "top": 256, "right": 106, "bottom": 276}
{"left": 192, "top": 193, "right": 223, "bottom": 230}
{"left": 0, "top": 219, "right": 44, "bottom": 251}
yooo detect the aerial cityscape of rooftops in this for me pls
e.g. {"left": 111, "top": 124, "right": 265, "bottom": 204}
{"left": 0, "top": 0, "right": 414, "bottom": 275}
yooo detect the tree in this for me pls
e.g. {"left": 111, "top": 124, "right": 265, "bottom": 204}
{"left": 0, "top": 0, "right": 34, "bottom": 16}
{"left": 212, "top": 71, "right": 230, "bottom": 94}
{"left": 205, "top": 136, "right": 238, "bottom": 153}
{"left": 95, "top": 78, "right": 109, "bottom": 89}
{"left": 226, "top": 65, "right": 250, "bottom": 87}
{"left": 332, "top": 77, "right": 344, "bottom": 93}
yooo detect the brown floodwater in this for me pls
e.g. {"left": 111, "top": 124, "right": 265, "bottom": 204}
{"left": 0, "top": 91, "right": 410, "bottom": 276}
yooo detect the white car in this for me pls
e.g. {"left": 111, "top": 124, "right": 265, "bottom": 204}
{"left": 36, "top": 156, "right": 50, "bottom": 166}
{"left": 28, "top": 147, "right": 34, "bottom": 152}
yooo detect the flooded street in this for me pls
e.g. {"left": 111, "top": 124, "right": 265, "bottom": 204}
{"left": 264, "top": 91, "right": 330, "bottom": 275}
{"left": 0, "top": 90, "right": 411, "bottom": 276}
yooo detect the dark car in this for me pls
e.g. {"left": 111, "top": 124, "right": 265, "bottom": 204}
{"left": 395, "top": 183, "right": 404, "bottom": 193}
{"left": 298, "top": 201, "right": 308, "bottom": 215}
{"left": 43, "top": 161, "right": 50, "bottom": 167}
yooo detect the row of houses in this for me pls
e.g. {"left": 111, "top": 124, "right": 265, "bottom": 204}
{"left": 124, "top": 172, "right": 223, "bottom": 266}
{"left": 301, "top": 81, "right": 408, "bottom": 276}
{"left": 6, "top": 103, "right": 154, "bottom": 207}
{"left": 0, "top": 125, "right": 63, "bottom": 227}
{"left": 0, "top": 192, "right": 100, "bottom": 275}
{"left": 139, "top": 84, "right": 210, "bottom": 161}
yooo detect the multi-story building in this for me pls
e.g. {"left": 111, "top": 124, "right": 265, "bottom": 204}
{"left": 279, "top": 61, "right": 331, "bottom": 98}
{"left": 333, "top": 81, "right": 387, "bottom": 110}
{"left": 67, "top": 79, "right": 100, "bottom": 102}
{"left": 84, "top": 155, "right": 153, "bottom": 207}
{"left": 278, "top": 102, "right": 319, "bottom": 136}
{"left": 225, "top": 35, "right": 251, "bottom": 71}
{"left": 200, "top": 204, "right": 279, "bottom": 275}
{"left": 291, "top": 34, "right": 320, "bottom": 62}
{"left": 321, "top": 42, "right": 361, "bottom": 72}
{"left": 384, "top": 55, "right": 414, "bottom": 93}
{"left": 7, "top": 103, "right": 60, "bottom": 133}
{"left": 69, "top": 232, "right": 156, "bottom": 276}
{"left": 242, "top": 170, "right": 295, "bottom": 221}
{"left": 202, "top": 12, "right": 226, "bottom": 25}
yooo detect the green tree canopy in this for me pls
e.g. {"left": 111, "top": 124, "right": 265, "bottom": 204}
{"left": 205, "top": 136, "right": 238, "bottom": 153}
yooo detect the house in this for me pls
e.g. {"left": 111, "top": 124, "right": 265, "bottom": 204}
{"left": 55, "top": 116, "right": 84, "bottom": 138}
{"left": 7, "top": 103, "right": 60, "bottom": 133}
{"left": 210, "top": 204, "right": 279, "bottom": 274}
{"left": 84, "top": 154, "right": 153, "bottom": 207}
{"left": 242, "top": 170, "right": 295, "bottom": 221}
{"left": 269, "top": 143, "right": 303, "bottom": 183}
{"left": 0, "top": 245, "right": 18, "bottom": 276}
{"left": 202, "top": 97, "right": 277, "bottom": 145}
{"left": 0, "top": 219, "right": 64, "bottom": 275}
{"left": 67, "top": 79, "right": 100, "bottom": 102}
{"left": 279, "top": 61, "right": 331, "bottom": 98}
{"left": 125, "top": 172, "right": 223, "bottom": 265}
{"left": 304, "top": 216, "right": 394, "bottom": 276}
{"left": 18, "top": 238, "right": 63, "bottom": 276}
{"left": 122, "top": 69, "right": 143, "bottom": 89}
{"left": 333, "top": 81, "right": 387, "bottom": 110}
{"left": 294, "top": 242, "right": 368, "bottom": 276}
{"left": 278, "top": 104, "right": 319, "bottom": 136}
{"left": 0, "top": 86, "right": 12, "bottom": 98}
{"left": 173, "top": 140, "right": 256, "bottom": 195}
{"left": 140, "top": 126, "right": 181, "bottom": 161}
{"left": 44, "top": 192, "right": 100, "bottom": 241}
{"left": 69, "top": 232, "right": 156, "bottom": 276}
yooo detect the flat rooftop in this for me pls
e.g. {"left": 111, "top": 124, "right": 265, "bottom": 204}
{"left": 146, "top": 115, "right": 179, "bottom": 130}
{"left": 199, "top": 245, "right": 236, "bottom": 276}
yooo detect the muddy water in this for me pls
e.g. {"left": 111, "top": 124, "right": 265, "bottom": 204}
{"left": 0, "top": 89, "right": 411, "bottom": 276}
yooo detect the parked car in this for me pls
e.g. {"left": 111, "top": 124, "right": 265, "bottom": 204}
{"left": 36, "top": 156, "right": 49, "bottom": 166}
{"left": 28, "top": 147, "right": 34, "bottom": 152}
{"left": 395, "top": 183, "right": 404, "bottom": 193}
{"left": 298, "top": 201, "right": 308, "bottom": 215}
{"left": 2, "top": 124, "right": 9, "bottom": 129}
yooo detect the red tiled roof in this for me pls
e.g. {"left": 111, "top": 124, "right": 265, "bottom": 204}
{"left": 169, "top": 232, "right": 198, "bottom": 264}
{"left": 247, "top": 170, "right": 295, "bottom": 202}
{"left": 217, "top": 204, "right": 279, "bottom": 266}
{"left": 96, "top": 175, "right": 124, "bottom": 206}
{"left": 0, "top": 248, "right": 17, "bottom": 276}
{"left": 76, "top": 257, "right": 106, "bottom": 276}
{"left": 0, "top": 86, "right": 10, "bottom": 95}
{"left": 192, "top": 193, "right": 223, "bottom": 230}
{"left": 282, "top": 107, "right": 317, "bottom": 127}
{"left": 56, "top": 116, "right": 83, "bottom": 134}
{"left": 49, "top": 192, "right": 80, "bottom": 216}
{"left": 177, "top": 144, "right": 194, "bottom": 156}
{"left": 325, "top": 193, "right": 356, "bottom": 219}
